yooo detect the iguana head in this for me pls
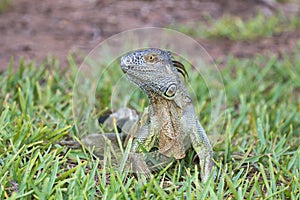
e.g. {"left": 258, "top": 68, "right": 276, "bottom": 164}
{"left": 121, "top": 48, "right": 187, "bottom": 100}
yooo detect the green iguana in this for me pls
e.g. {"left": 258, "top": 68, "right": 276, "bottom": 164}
{"left": 83, "top": 48, "right": 214, "bottom": 182}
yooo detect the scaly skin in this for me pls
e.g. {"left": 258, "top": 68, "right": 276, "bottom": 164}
{"left": 120, "top": 48, "right": 214, "bottom": 181}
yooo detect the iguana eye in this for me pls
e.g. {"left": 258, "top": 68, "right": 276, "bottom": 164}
{"left": 164, "top": 84, "right": 177, "bottom": 98}
{"left": 145, "top": 54, "right": 157, "bottom": 64}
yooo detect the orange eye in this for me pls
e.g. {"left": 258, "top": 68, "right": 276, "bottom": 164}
{"left": 145, "top": 54, "right": 156, "bottom": 63}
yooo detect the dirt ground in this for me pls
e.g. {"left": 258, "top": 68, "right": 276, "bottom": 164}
{"left": 0, "top": 0, "right": 300, "bottom": 70}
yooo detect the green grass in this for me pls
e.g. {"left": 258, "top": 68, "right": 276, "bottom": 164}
{"left": 0, "top": 47, "right": 299, "bottom": 199}
{"left": 0, "top": 0, "right": 12, "bottom": 13}
{"left": 170, "top": 12, "right": 300, "bottom": 41}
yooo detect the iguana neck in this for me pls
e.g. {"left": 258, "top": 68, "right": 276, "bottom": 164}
{"left": 146, "top": 84, "right": 191, "bottom": 159}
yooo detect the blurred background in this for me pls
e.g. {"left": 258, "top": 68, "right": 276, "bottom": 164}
{"left": 0, "top": 0, "right": 299, "bottom": 70}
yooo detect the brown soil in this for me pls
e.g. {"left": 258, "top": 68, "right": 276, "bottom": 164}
{"left": 0, "top": 0, "right": 300, "bottom": 70}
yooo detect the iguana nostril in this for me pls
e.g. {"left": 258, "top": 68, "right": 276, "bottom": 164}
{"left": 164, "top": 84, "right": 177, "bottom": 98}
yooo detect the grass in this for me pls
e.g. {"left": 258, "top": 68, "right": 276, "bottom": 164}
{"left": 0, "top": 46, "right": 299, "bottom": 199}
{"left": 170, "top": 12, "right": 300, "bottom": 41}
{"left": 0, "top": 0, "right": 12, "bottom": 13}
{"left": 0, "top": 1, "right": 299, "bottom": 198}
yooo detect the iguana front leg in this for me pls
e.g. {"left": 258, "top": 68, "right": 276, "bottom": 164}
{"left": 130, "top": 123, "right": 154, "bottom": 153}
{"left": 190, "top": 121, "right": 214, "bottom": 182}
{"left": 183, "top": 105, "right": 214, "bottom": 182}
{"left": 129, "top": 123, "right": 154, "bottom": 176}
